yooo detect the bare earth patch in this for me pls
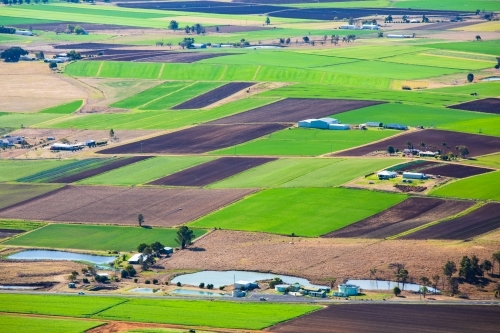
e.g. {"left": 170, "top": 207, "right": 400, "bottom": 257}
{"left": 0, "top": 259, "right": 85, "bottom": 285}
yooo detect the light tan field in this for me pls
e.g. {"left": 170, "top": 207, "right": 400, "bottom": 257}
{"left": 0, "top": 259, "right": 85, "bottom": 285}
{"left": 165, "top": 230, "right": 500, "bottom": 294}
{"left": 0, "top": 62, "right": 87, "bottom": 113}
{"left": 452, "top": 21, "right": 500, "bottom": 32}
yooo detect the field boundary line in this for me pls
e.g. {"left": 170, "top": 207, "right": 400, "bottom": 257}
{"left": 0, "top": 222, "right": 48, "bottom": 244}
{"left": 218, "top": 65, "right": 228, "bottom": 81}
{"left": 252, "top": 65, "right": 261, "bottom": 81}
{"left": 157, "top": 63, "right": 165, "bottom": 79}
{"left": 88, "top": 299, "right": 129, "bottom": 317}
{"left": 388, "top": 201, "right": 486, "bottom": 240}
{"left": 319, "top": 71, "right": 326, "bottom": 84}
{"left": 138, "top": 81, "right": 197, "bottom": 109}
{"left": 96, "top": 61, "right": 104, "bottom": 77}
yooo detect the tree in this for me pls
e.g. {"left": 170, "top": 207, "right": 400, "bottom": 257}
{"left": 265, "top": 16, "right": 270, "bottom": 25}
{"left": 396, "top": 269, "right": 409, "bottom": 290}
{"left": 199, "top": 282, "right": 205, "bottom": 288}
{"left": 431, "top": 275, "right": 440, "bottom": 293}
{"left": 194, "top": 23, "right": 204, "bottom": 35}
{"left": 137, "top": 213, "right": 144, "bottom": 227}
{"left": 67, "top": 50, "right": 81, "bottom": 60}
{"left": 420, "top": 141, "right": 425, "bottom": 149}
{"left": 492, "top": 251, "right": 500, "bottom": 275}
{"left": 450, "top": 277, "right": 459, "bottom": 295}
{"left": 393, "top": 286, "right": 401, "bottom": 296}
{"left": 385, "top": 14, "right": 393, "bottom": 23}
{"left": 378, "top": 32, "right": 383, "bottom": 38}
{"left": 302, "top": 36, "right": 309, "bottom": 43}
{"left": 467, "top": 73, "right": 474, "bottom": 82}
{"left": 269, "top": 277, "right": 284, "bottom": 288}
{"left": 137, "top": 243, "right": 148, "bottom": 252}
{"left": 420, "top": 277, "right": 430, "bottom": 298}
{"left": 475, "top": 9, "right": 481, "bottom": 15}
{"left": 150, "top": 241, "right": 164, "bottom": 256}
{"left": 405, "top": 140, "right": 412, "bottom": 149}
{"left": 35, "top": 50, "right": 45, "bottom": 60}
{"left": 168, "top": 20, "right": 179, "bottom": 31}
{"left": 475, "top": 35, "right": 481, "bottom": 41}
{"left": 175, "top": 226, "right": 194, "bottom": 249}
{"left": 482, "top": 259, "right": 492, "bottom": 275}
{"left": 179, "top": 37, "right": 194, "bottom": 49}
{"left": 387, "top": 145, "right": 395, "bottom": 154}
{"left": 67, "top": 24, "right": 75, "bottom": 33}
{"left": 109, "top": 129, "right": 114, "bottom": 138}
{"left": 121, "top": 270, "right": 129, "bottom": 278}
{"left": 443, "top": 260, "right": 457, "bottom": 279}
{"left": 74, "top": 26, "right": 85, "bottom": 35}
{"left": 459, "top": 255, "right": 481, "bottom": 282}
{"left": 422, "top": 15, "right": 429, "bottom": 23}
{"left": 184, "top": 25, "right": 191, "bottom": 34}
{"left": 1, "top": 46, "right": 28, "bottom": 62}
{"left": 215, "top": 26, "right": 219, "bottom": 33}
{"left": 68, "top": 274, "right": 76, "bottom": 282}
{"left": 285, "top": 38, "right": 290, "bottom": 45}
{"left": 457, "top": 145, "right": 469, "bottom": 158}
{"left": 49, "top": 62, "right": 57, "bottom": 70}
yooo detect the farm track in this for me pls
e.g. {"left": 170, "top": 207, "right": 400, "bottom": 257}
{"left": 448, "top": 98, "right": 500, "bottom": 115}
{"left": 148, "top": 157, "right": 277, "bottom": 187}
{"left": 335, "top": 129, "right": 500, "bottom": 157}
{"left": 172, "top": 82, "right": 255, "bottom": 110}
{"left": 0, "top": 186, "right": 255, "bottom": 227}
{"left": 323, "top": 197, "right": 476, "bottom": 238}
{"left": 209, "top": 98, "right": 383, "bottom": 124}
{"left": 401, "top": 202, "right": 500, "bottom": 240}
{"left": 268, "top": 304, "right": 500, "bottom": 333}
{"left": 98, "top": 124, "right": 289, "bottom": 154}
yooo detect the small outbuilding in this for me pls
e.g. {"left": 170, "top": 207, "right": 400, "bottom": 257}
{"left": 366, "top": 122, "right": 383, "bottom": 127}
{"left": 337, "top": 284, "right": 360, "bottom": 296}
{"left": 128, "top": 253, "right": 149, "bottom": 264}
{"left": 189, "top": 43, "right": 207, "bottom": 49}
{"left": 329, "top": 123, "right": 350, "bottom": 130}
{"left": 163, "top": 247, "right": 174, "bottom": 255}
{"left": 403, "top": 172, "right": 427, "bottom": 180}
{"left": 419, "top": 151, "right": 438, "bottom": 157}
{"left": 384, "top": 124, "right": 408, "bottom": 130}
{"left": 377, "top": 170, "right": 397, "bottom": 180}
{"left": 275, "top": 284, "right": 290, "bottom": 292}
{"left": 232, "top": 289, "right": 246, "bottom": 297}
{"left": 340, "top": 25, "right": 358, "bottom": 30}
{"left": 234, "top": 280, "right": 258, "bottom": 290}
{"left": 361, "top": 24, "right": 379, "bottom": 30}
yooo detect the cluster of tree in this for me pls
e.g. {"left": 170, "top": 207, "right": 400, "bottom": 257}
{"left": 137, "top": 241, "right": 165, "bottom": 257}
{"left": 120, "top": 265, "right": 137, "bottom": 278}
{"left": 279, "top": 37, "right": 291, "bottom": 45}
{"left": 178, "top": 37, "right": 195, "bottom": 49}
{"left": 66, "top": 24, "right": 86, "bottom": 35}
{"left": 67, "top": 50, "right": 82, "bottom": 60}
{"left": 269, "top": 277, "right": 284, "bottom": 288}
{"left": 1, "top": 46, "right": 28, "bottom": 62}
{"left": 168, "top": 20, "right": 179, "bottom": 31}
{"left": 176, "top": 226, "right": 194, "bottom": 249}
{"left": 265, "top": 17, "right": 270, "bottom": 25}
{"left": 68, "top": 270, "right": 79, "bottom": 282}
{"left": 185, "top": 23, "right": 205, "bottom": 35}
{"left": 0, "top": 26, "right": 16, "bottom": 34}
{"left": 199, "top": 282, "right": 214, "bottom": 289}
{"left": 2, "top": 0, "right": 49, "bottom": 4}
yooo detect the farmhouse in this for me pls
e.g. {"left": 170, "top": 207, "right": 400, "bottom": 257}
{"left": 377, "top": 170, "right": 397, "bottom": 180}
{"left": 403, "top": 172, "right": 427, "bottom": 179}
{"left": 419, "top": 151, "right": 438, "bottom": 157}
{"left": 128, "top": 253, "right": 150, "bottom": 264}
{"left": 275, "top": 284, "right": 290, "bottom": 292}
{"left": 234, "top": 280, "right": 258, "bottom": 290}
{"left": 333, "top": 284, "right": 360, "bottom": 297}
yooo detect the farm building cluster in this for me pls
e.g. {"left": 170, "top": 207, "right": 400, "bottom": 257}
{"left": 274, "top": 283, "right": 332, "bottom": 298}
{"left": 298, "top": 118, "right": 350, "bottom": 130}
{"left": 377, "top": 170, "right": 427, "bottom": 180}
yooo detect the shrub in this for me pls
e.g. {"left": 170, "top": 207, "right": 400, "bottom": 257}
{"left": 134, "top": 278, "right": 138, "bottom": 283}
{"left": 145, "top": 280, "right": 151, "bottom": 284}
{"left": 207, "top": 284, "right": 214, "bottom": 290}
{"left": 153, "top": 279, "right": 158, "bottom": 285}
{"left": 393, "top": 286, "right": 401, "bottom": 296}
{"left": 121, "top": 270, "right": 129, "bottom": 278}
{"left": 177, "top": 282, "right": 181, "bottom": 287}
{"left": 219, "top": 285, "right": 226, "bottom": 290}
{"left": 199, "top": 282, "right": 205, "bottom": 289}
{"left": 82, "top": 278, "right": 89, "bottom": 284}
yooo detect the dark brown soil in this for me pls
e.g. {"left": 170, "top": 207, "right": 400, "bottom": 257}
{"left": 98, "top": 124, "right": 288, "bottom": 154}
{"left": 448, "top": 98, "right": 500, "bottom": 115}
{"left": 401, "top": 21, "right": 478, "bottom": 30}
{"left": 234, "top": 0, "right": 354, "bottom": 3}
{"left": 422, "top": 163, "right": 493, "bottom": 178}
{"left": 393, "top": 160, "right": 439, "bottom": 172}
{"left": 148, "top": 157, "right": 276, "bottom": 187}
{"left": 401, "top": 202, "right": 500, "bottom": 240}
{"left": 394, "top": 184, "right": 427, "bottom": 192}
{"left": 210, "top": 98, "right": 383, "bottom": 124}
{"left": 335, "top": 129, "right": 500, "bottom": 157}
{"left": 48, "top": 156, "right": 152, "bottom": 184}
{"left": 15, "top": 23, "right": 148, "bottom": 31}
{"left": 172, "top": 82, "right": 255, "bottom": 110}
{"left": 0, "top": 186, "right": 255, "bottom": 227}
{"left": 269, "top": 304, "right": 500, "bottom": 333}
{"left": 0, "top": 229, "right": 24, "bottom": 239}
{"left": 53, "top": 43, "right": 135, "bottom": 50}
{"left": 85, "top": 50, "right": 235, "bottom": 63}
{"left": 204, "top": 25, "right": 271, "bottom": 33}
{"left": 324, "top": 197, "right": 476, "bottom": 238}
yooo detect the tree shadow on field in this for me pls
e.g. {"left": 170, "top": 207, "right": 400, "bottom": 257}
{"left": 140, "top": 225, "right": 152, "bottom": 229}
{"left": 187, "top": 247, "right": 206, "bottom": 252}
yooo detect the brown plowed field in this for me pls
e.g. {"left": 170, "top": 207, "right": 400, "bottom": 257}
{"left": 422, "top": 163, "right": 493, "bottom": 178}
{"left": 209, "top": 98, "right": 383, "bottom": 124}
{"left": 335, "top": 129, "right": 500, "bottom": 157}
{"left": 402, "top": 203, "right": 500, "bottom": 240}
{"left": 394, "top": 160, "right": 438, "bottom": 172}
{"left": 269, "top": 304, "right": 500, "bottom": 333}
{"left": 85, "top": 50, "right": 235, "bottom": 63}
{"left": 448, "top": 98, "right": 500, "bottom": 115}
{"left": 0, "top": 229, "right": 24, "bottom": 239}
{"left": 15, "top": 23, "right": 147, "bottom": 31}
{"left": 0, "top": 186, "right": 255, "bottom": 227}
{"left": 53, "top": 43, "right": 132, "bottom": 49}
{"left": 149, "top": 157, "right": 276, "bottom": 187}
{"left": 98, "top": 124, "right": 288, "bottom": 154}
{"left": 324, "top": 197, "right": 476, "bottom": 238}
{"left": 0, "top": 183, "right": 64, "bottom": 210}
{"left": 48, "top": 156, "right": 152, "bottom": 184}
{"left": 172, "top": 82, "right": 255, "bottom": 110}
{"left": 401, "top": 21, "right": 478, "bottom": 30}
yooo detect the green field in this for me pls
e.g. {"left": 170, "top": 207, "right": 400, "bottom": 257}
{"left": 0, "top": 184, "right": 62, "bottom": 210}
{"left": 0, "top": 159, "right": 74, "bottom": 182}
{"left": 112, "top": 81, "right": 190, "bottom": 109}
{"left": 190, "top": 188, "right": 406, "bottom": 236}
{"left": 78, "top": 156, "right": 214, "bottom": 186}
{"left": 381, "top": 54, "right": 494, "bottom": 70}
{"left": 426, "top": 82, "right": 500, "bottom": 97}
{"left": 211, "top": 128, "right": 399, "bottom": 156}
{"left": 0, "top": 113, "right": 64, "bottom": 128}
{"left": 0, "top": 220, "right": 44, "bottom": 232}
{"left": 393, "top": 0, "right": 500, "bottom": 11}
{"left": 431, "top": 171, "right": 500, "bottom": 201}
{"left": 424, "top": 41, "right": 500, "bottom": 56}
{"left": 0, "top": 314, "right": 104, "bottom": 333}
{"left": 5, "top": 224, "right": 207, "bottom": 251}
{"left": 39, "top": 100, "right": 83, "bottom": 114}
{"left": 439, "top": 117, "right": 500, "bottom": 137}
{"left": 209, "top": 158, "right": 342, "bottom": 188}
{"left": 298, "top": 45, "right": 423, "bottom": 60}
{"left": 0, "top": 294, "right": 319, "bottom": 330}
{"left": 463, "top": 153, "right": 500, "bottom": 169}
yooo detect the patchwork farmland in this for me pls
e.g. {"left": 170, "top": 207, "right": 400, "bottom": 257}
{"left": 1, "top": 0, "right": 499, "bottom": 328}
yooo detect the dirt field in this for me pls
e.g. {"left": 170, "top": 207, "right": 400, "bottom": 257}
{"left": 15, "top": 23, "right": 148, "bottom": 31}
{"left": 335, "top": 129, "right": 500, "bottom": 158}
{"left": 48, "top": 156, "right": 152, "bottom": 183}
{"left": 172, "top": 82, "right": 255, "bottom": 110}
{"left": 148, "top": 157, "right": 276, "bottom": 187}
{"left": 324, "top": 197, "right": 476, "bottom": 238}
{"left": 85, "top": 50, "right": 235, "bottom": 63}
{"left": 53, "top": 43, "right": 132, "bottom": 49}
{"left": 422, "top": 163, "right": 494, "bottom": 178}
{"left": 163, "top": 230, "right": 499, "bottom": 292}
{"left": 401, "top": 202, "right": 500, "bottom": 240}
{"left": 401, "top": 21, "right": 479, "bottom": 31}
{"left": 0, "top": 186, "right": 255, "bottom": 227}
{"left": 0, "top": 183, "right": 63, "bottom": 210}
{"left": 449, "top": 98, "right": 500, "bottom": 115}
{"left": 0, "top": 259, "right": 85, "bottom": 285}
{"left": 268, "top": 304, "right": 500, "bottom": 333}
{"left": 98, "top": 124, "right": 288, "bottom": 154}
{"left": 0, "top": 62, "right": 87, "bottom": 113}
{"left": 210, "top": 98, "right": 383, "bottom": 124}
{"left": 0, "top": 229, "right": 23, "bottom": 239}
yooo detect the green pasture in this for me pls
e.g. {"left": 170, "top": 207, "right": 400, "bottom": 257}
{"left": 261, "top": 84, "right": 472, "bottom": 107}
{"left": 426, "top": 82, "right": 500, "bottom": 97}
{"left": 0, "top": 159, "right": 73, "bottom": 182}
{"left": 0, "top": 183, "right": 62, "bottom": 210}
{"left": 209, "top": 158, "right": 342, "bottom": 188}
{"left": 190, "top": 188, "right": 406, "bottom": 236}
{"left": 112, "top": 81, "right": 189, "bottom": 109}
{"left": 211, "top": 128, "right": 399, "bottom": 156}
{"left": 424, "top": 41, "right": 500, "bottom": 56}
{"left": 0, "top": 34, "right": 26, "bottom": 44}
{"left": 394, "top": 0, "right": 500, "bottom": 11}
{"left": 423, "top": 49, "right": 497, "bottom": 63}
{"left": 0, "top": 15, "right": 59, "bottom": 26}
{"left": 99, "top": 62, "right": 163, "bottom": 79}
{"left": 463, "top": 153, "right": 500, "bottom": 169}
{"left": 381, "top": 54, "right": 494, "bottom": 70}
{"left": 431, "top": 171, "right": 500, "bottom": 201}
{"left": 0, "top": 294, "right": 319, "bottom": 330}
{"left": 298, "top": 45, "right": 424, "bottom": 60}
{"left": 289, "top": 0, "right": 390, "bottom": 8}
{"left": 78, "top": 156, "right": 214, "bottom": 186}
{"left": 39, "top": 100, "right": 83, "bottom": 114}
{"left": 0, "top": 113, "right": 64, "bottom": 128}
{"left": 280, "top": 158, "right": 404, "bottom": 187}
{"left": 439, "top": 117, "right": 500, "bottom": 137}
{"left": 38, "top": 98, "right": 280, "bottom": 130}
{"left": 0, "top": 220, "right": 44, "bottom": 232}
{"left": 5, "top": 224, "right": 207, "bottom": 251}
{"left": 0, "top": 314, "right": 104, "bottom": 333}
